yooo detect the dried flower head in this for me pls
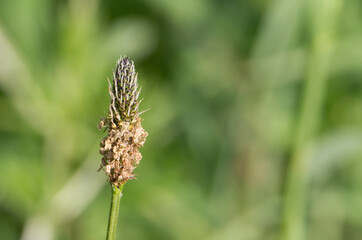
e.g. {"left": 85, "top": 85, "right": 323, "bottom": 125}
{"left": 98, "top": 56, "right": 148, "bottom": 187}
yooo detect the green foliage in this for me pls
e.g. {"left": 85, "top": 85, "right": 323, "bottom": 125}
{"left": 0, "top": 0, "right": 361, "bottom": 239}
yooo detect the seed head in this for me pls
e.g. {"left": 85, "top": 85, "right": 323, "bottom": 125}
{"left": 98, "top": 56, "right": 148, "bottom": 187}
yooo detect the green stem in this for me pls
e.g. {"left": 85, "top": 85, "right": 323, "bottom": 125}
{"left": 106, "top": 184, "right": 124, "bottom": 240}
{"left": 282, "top": 1, "right": 341, "bottom": 239}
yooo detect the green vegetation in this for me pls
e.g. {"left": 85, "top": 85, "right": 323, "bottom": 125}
{"left": 0, "top": 0, "right": 361, "bottom": 240}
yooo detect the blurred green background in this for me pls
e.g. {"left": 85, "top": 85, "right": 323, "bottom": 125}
{"left": 0, "top": 0, "right": 362, "bottom": 239}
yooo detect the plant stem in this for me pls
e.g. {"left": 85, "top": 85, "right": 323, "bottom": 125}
{"left": 281, "top": 1, "right": 341, "bottom": 240}
{"left": 106, "top": 184, "right": 124, "bottom": 240}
